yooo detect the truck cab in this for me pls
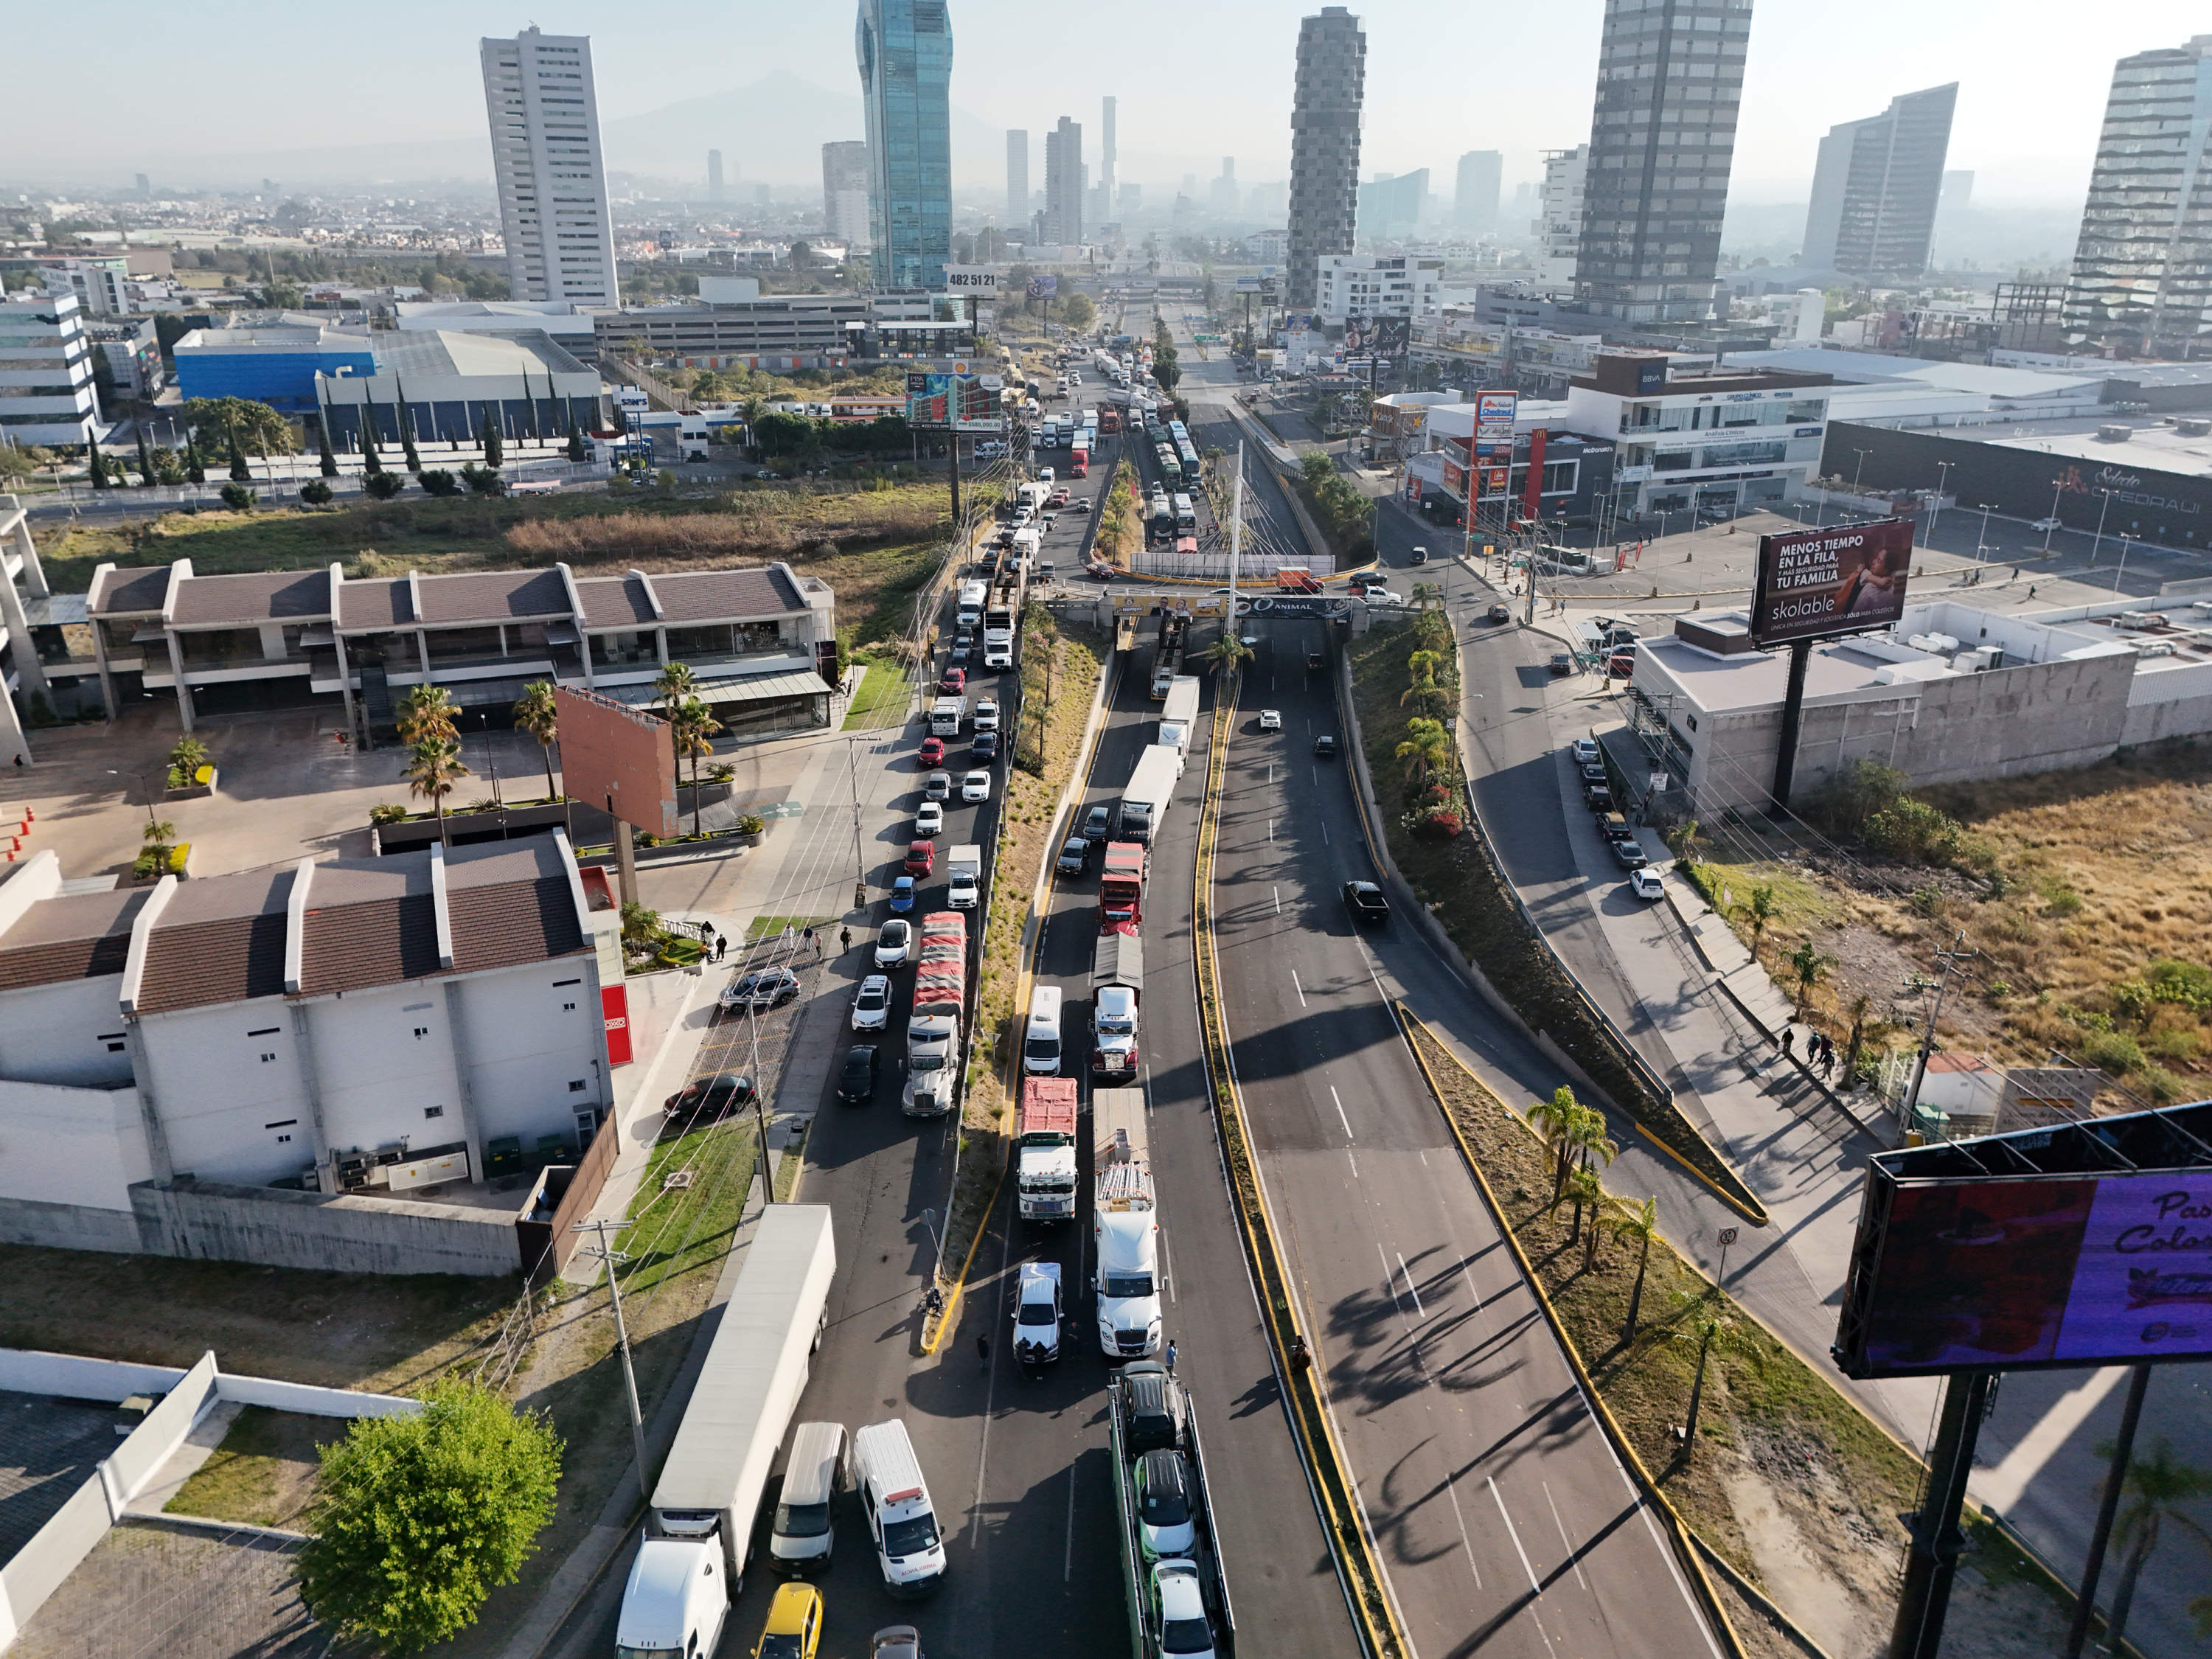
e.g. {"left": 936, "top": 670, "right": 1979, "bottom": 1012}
{"left": 616, "top": 1537, "right": 728, "bottom": 1659}
{"left": 1013, "top": 1262, "right": 1064, "bottom": 1366}
{"left": 1095, "top": 1206, "right": 1162, "bottom": 1360}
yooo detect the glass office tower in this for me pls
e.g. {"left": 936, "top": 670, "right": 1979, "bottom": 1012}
{"left": 855, "top": 0, "right": 954, "bottom": 290}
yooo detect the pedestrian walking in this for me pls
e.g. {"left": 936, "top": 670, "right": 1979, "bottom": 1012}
{"left": 1165, "top": 1338, "right": 1178, "bottom": 1373}
{"left": 1781, "top": 1028, "right": 1795, "bottom": 1060}
{"left": 841, "top": 926, "right": 852, "bottom": 953}
{"left": 975, "top": 1333, "right": 990, "bottom": 1369}
{"left": 803, "top": 925, "right": 815, "bottom": 958}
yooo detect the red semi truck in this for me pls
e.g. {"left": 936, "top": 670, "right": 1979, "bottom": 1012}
{"left": 1099, "top": 842, "right": 1147, "bottom": 933}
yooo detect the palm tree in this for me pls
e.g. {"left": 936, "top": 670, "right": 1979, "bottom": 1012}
{"left": 1394, "top": 717, "right": 1452, "bottom": 792}
{"left": 1672, "top": 1295, "right": 1733, "bottom": 1458}
{"left": 654, "top": 661, "right": 698, "bottom": 713}
{"left": 1666, "top": 818, "right": 1705, "bottom": 866}
{"left": 1612, "top": 1197, "right": 1661, "bottom": 1340}
{"left": 1568, "top": 1104, "right": 1621, "bottom": 1180}
{"left": 1744, "top": 882, "right": 1778, "bottom": 954}
{"left": 402, "top": 737, "right": 471, "bottom": 844}
{"left": 396, "top": 684, "right": 459, "bottom": 748}
{"left": 1411, "top": 581, "right": 1444, "bottom": 611}
{"left": 1551, "top": 1164, "right": 1606, "bottom": 1260}
{"left": 512, "top": 681, "right": 560, "bottom": 802}
{"left": 669, "top": 695, "right": 724, "bottom": 836}
{"left": 1528, "top": 1085, "right": 1580, "bottom": 1203}
{"left": 2094, "top": 1437, "right": 2212, "bottom": 1653}
{"left": 1787, "top": 938, "right": 1832, "bottom": 1018}
{"left": 142, "top": 817, "right": 178, "bottom": 855}
{"left": 1202, "top": 633, "right": 1253, "bottom": 680}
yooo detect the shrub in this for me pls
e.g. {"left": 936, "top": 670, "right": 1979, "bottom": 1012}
{"left": 2139, "top": 1065, "right": 2186, "bottom": 1104}
{"left": 736, "top": 814, "right": 767, "bottom": 835}
{"left": 418, "top": 468, "right": 461, "bottom": 497}
{"left": 459, "top": 463, "right": 504, "bottom": 496}
{"left": 218, "top": 482, "right": 257, "bottom": 509}
{"left": 1412, "top": 807, "right": 1463, "bottom": 840}
{"left": 2146, "top": 958, "right": 2212, "bottom": 1009}
{"left": 299, "top": 479, "right": 334, "bottom": 505}
{"left": 369, "top": 803, "right": 409, "bottom": 825}
{"left": 2080, "top": 1028, "right": 2145, "bottom": 1074}
{"left": 363, "top": 470, "right": 406, "bottom": 500}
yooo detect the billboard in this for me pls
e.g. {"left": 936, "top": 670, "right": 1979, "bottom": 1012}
{"left": 1475, "top": 389, "right": 1517, "bottom": 458}
{"left": 942, "top": 266, "right": 999, "bottom": 293}
{"left": 1837, "top": 1167, "right": 2212, "bottom": 1378}
{"left": 554, "top": 687, "right": 677, "bottom": 840}
{"left": 1749, "top": 517, "right": 1915, "bottom": 647}
{"left": 906, "top": 372, "right": 1001, "bottom": 432}
{"left": 1372, "top": 317, "right": 1411, "bottom": 357}
{"left": 1026, "top": 274, "right": 1059, "bottom": 299}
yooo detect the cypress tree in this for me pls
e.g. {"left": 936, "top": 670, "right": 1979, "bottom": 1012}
{"left": 88, "top": 442, "right": 111, "bottom": 490}
{"left": 227, "top": 421, "right": 251, "bottom": 483}
{"left": 394, "top": 376, "right": 422, "bottom": 471}
{"left": 526, "top": 369, "right": 543, "bottom": 442}
{"left": 184, "top": 431, "right": 206, "bottom": 484}
{"left": 567, "top": 421, "right": 587, "bottom": 464}
{"left": 136, "top": 427, "right": 157, "bottom": 487}
{"left": 481, "top": 409, "right": 504, "bottom": 470}
{"left": 360, "top": 408, "right": 383, "bottom": 475}
{"left": 316, "top": 414, "right": 338, "bottom": 477}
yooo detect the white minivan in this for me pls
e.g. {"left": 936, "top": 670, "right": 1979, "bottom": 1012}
{"left": 1023, "top": 984, "right": 1063, "bottom": 1076}
{"left": 769, "top": 1421, "right": 846, "bottom": 1573}
{"left": 849, "top": 1420, "right": 947, "bottom": 1598}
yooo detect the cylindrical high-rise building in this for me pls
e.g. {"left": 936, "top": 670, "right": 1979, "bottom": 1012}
{"left": 1287, "top": 7, "right": 1366, "bottom": 310}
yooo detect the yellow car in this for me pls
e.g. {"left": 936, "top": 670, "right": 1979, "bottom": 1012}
{"left": 754, "top": 1582, "right": 824, "bottom": 1659}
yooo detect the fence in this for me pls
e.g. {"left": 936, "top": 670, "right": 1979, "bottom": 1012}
{"left": 1128, "top": 548, "right": 1337, "bottom": 580}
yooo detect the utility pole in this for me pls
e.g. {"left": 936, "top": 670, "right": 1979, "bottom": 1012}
{"left": 571, "top": 1218, "right": 650, "bottom": 1486}
{"left": 1899, "top": 933, "right": 1978, "bottom": 1137}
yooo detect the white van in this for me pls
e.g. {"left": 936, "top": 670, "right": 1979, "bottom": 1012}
{"left": 849, "top": 1421, "right": 946, "bottom": 1598}
{"left": 769, "top": 1422, "right": 846, "bottom": 1573}
{"left": 1023, "top": 985, "right": 1064, "bottom": 1076}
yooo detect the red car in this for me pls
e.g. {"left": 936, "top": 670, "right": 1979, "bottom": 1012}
{"left": 919, "top": 737, "right": 945, "bottom": 768}
{"left": 1047, "top": 488, "right": 1070, "bottom": 508}
{"left": 905, "top": 839, "right": 936, "bottom": 875}
{"left": 939, "top": 667, "right": 966, "bottom": 694}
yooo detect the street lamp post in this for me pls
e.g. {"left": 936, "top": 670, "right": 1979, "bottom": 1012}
{"left": 2043, "top": 479, "right": 2065, "bottom": 553}
{"left": 105, "top": 768, "right": 159, "bottom": 832}
{"left": 2090, "top": 487, "right": 2115, "bottom": 566}
{"left": 2112, "top": 532, "right": 2138, "bottom": 596}
{"left": 1930, "top": 460, "right": 1954, "bottom": 535}
{"left": 1975, "top": 503, "right": 1997, "bottom": 566}
{"left": 1851, "top": 448, "right": 1872, "bottom": 496}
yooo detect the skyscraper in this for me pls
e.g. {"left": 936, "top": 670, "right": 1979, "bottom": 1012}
{"left": 2063, "top": 35, "right": 2212, "bottom": 357}
{"left": 855, "top": 0, "right": 953, "bottom": 290}
{"left": 1537, "top": 147, "right": 1587, "bottom": 293}
{"left": 1101, "top": 97, "right": 1117, "bottom": 206}
{"left": 479, "top": 28, "right": 617, "bottom": 305}
{"left": 1287, "top": 6, "right": 1366, "bottom": 310}
{"left": 1454, "top": 150, "right": 1501, "bottom": 230}
{"left": 1006, "top": 130, "right": 1029, "bottom": 228}
{"left": 708, "top": 149, "right": 724, "bottom": 201}
{"left": 1211, "top": 158, "right": 1241, "bottom": 219}
{"left": 1045, "top": 116, "right": 1084, "bottom": 246}
{"left": 1573, "top": 0, "right": 1752, "bottom": 324}
{"left": 1357, "top": 170, "right": 1426, "bottom": 243}
{"left": 1800, "top": 83, "right": 1956, "bottom": 276}
{"left": 823, "top": 141, "right": 872, "bottom": 249}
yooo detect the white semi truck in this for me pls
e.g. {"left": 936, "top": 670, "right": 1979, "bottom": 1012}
{"left": 1115, "top": 744, "right": 1181, "bottom": 846}
{"left": 615, "top": 1204, "right": 837, "bottom": 1659}
{"left": 1157, "top": 675, "right": 1200, "bottom": 766}
{"left": 1092, "top": 1087, "right": 1162, "bottom": 1360}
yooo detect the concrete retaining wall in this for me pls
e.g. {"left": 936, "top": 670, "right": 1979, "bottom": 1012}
{"left": 0, "top": 1194, "right": 144, "bottom": 1256}
{"left": 129, "top": 1178, "right": 523, "bottom": 1278}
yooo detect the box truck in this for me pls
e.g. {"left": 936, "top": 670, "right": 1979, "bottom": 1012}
{"left": 905, "top": 911, "right": 966, "bottom": 1116}
{"left": 946, "top": 844, "right": 982, "bottom": 910}
{"left": 1092, "top": 1087, "right": 1162, "bottom": 1360}
{"left": 615, "top": 1206, "right": 836, "bottom": 1658}
{"left": 1017, "top": 1076, "right": 1079, "bottom": 1223}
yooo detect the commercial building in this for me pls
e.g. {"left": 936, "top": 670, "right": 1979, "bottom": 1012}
{"left": 1536, "top": 147, "right": 1588, "bottom": 294}
{"left": 87, "top": 318, "right": 164, "bottom": 401}
{"left": 1356, "top": 170, "right": 1426, "bottom": 244}
{"left": 855, "top": 0, "right": 955, "bottom": 290}
{"left": 479, "top": 28, "right": 619, "bottom": 306}
{"left": 1574, "top": 0, "right": 1752, "bottom": 324}
{"left": 1398, "top": 398, "right": 1618, "bottom": 528}
{"left": 39, "top": 257, "right": 131, "bottom": 317}
{"left": 83, "top": 556, "right": 838, "bottom": 740}
{"left": 1411, "top": 308, "right": 1602, "bottom": 397}
{"left": 1044, "top": 116, "right": 1084, "bottom": 247}
{"left": 1099, "top": 97, "right": 1119, "bottom": 226}
{"left": 1314, "top": 254, "right": 1443, "bottom": 325}
{"left": 596, "top": 288, "right": 869, "bottom": 372}
{"left": 0, "top": 838, "right": 619, "bottom": 1274}
{"left": 0, "top": 494, "right": 94, "bottom": 765}
{"left": 1454, "top": 150, "right": 1502, "bottom": 231}
{"left": 312, "top": 330, "right": 602, "bottom": 450}
{"left": 393, "top": 299, "right": 602, "bottom": 364}
{"left": 821, "top": 139, "right": 871, "bottom": 251}
{"left": 1286, "top": 5, "right": 1366, "bottom": 309}
{"left": 1629, "top": 596, "right": 2212, "bottom": 816}
{"left": 0, "top": 291, "right": 102, "bottom": 447}
{"left": 173, "top": 321, "right": 373, "bottom": 414}
{"left": 1801, "top": 83, "right": 1956, "bottom": 276}
{"left": 2062, "top": 35, "right": 2212, "bottom": 357}
{"left": 1005, "top": 129, "right": 1029, "bottom": 226}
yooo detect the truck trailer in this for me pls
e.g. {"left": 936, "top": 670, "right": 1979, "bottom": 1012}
{"left": 1017, "top": 1076, "right": 1079, "bottom": 1223}
{"left": 1110, "top": 1362, "right": 1237, "bottom": 1659}
{"left": 1149, "top": 615, "right": 1188, "bottom": 698}
{"left": 1092, "top": 1086, "right": 1161, "bottom": 1360}
{"left": 1115, "top": 745, "right": 1180, "bottom": 846}
{"left": 905, "top": 911, "right": 966, "bottom": 1116}
{"left": 616, "top": 1204, "right": 837, "bottom": 1659}
{"left": 1098, "top": 844, "right": 1147, "bottom": 933}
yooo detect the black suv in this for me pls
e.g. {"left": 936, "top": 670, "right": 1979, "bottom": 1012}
{"left": 1083, "top": 804, "right": 1112, "bottom": 841}
{"left": 1119, "top": 1361, "right": 1187, "bottom": 1453}
{"left": 837, "top": 1045, "right": 878, "bottom": 1105}
{"left": 1343, "top": 881, "right": 1391, "bottom": 926}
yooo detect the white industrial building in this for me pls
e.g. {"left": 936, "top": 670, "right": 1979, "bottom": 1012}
{"left": 0, "top": 836, "right": 619, "bottom": 1273}
{"left": 392, "top": 299, "right": 605, "bottom": 364}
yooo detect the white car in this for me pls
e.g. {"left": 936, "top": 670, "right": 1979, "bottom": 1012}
{"left": 1149, "top": 1561, "right": 1216, "bottom": 1659}
{"left": 973, "top": 698, "right": 1001, "bottom": 734}
{"left": 961, "top": 769, "right": 993, "bottom": 804}
{"left": 1362, "top": 589, "right": 1408, "bottom": 608}
{"left": 1258, "top": 709, "right": 1282, "bottom": 732}
{"left": 874, "top": 918, "right": 912, "bottom": 970}
{"left": 1571, "top": 738, "right": 1600, "bottom": 765}
{"left": 1630, "top": 867, "right": 1665, "bottom": 900}
{"left": 915, "top": 799, "right": 945, "bottom": 837}
{"left": 852, "top": 973, "right": 892, "bottom": 1030}
{"left": 2030, "top": 515, "right": 2063, "bottom": 532}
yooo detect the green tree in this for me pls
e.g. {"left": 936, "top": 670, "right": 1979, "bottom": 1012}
{"left": 1062, "top": 291, "right": 1097, "bottom": 333}
{"left": 296, "top": 1380, "right": 561, "bottom": 1653}
{"left": 1787, "top": 939, "right": 1832, "bottom": 1017}
{"left": 183, "top": 395, "right": 294, "bottom": 459}
{"left": 481, "top": 410, "right": 504, "bottom": 469}
{"left": 1201, "top": 633, "right": 1253, "bottom": 681}
{"left": 1611, "top": 1197, "right": 1661, "bottom": 1340}
{"left": 182, "top": 431, "right": 206, "bottom": 484}
{"left": 669, "top": 695, "right": 724, "bottom": 835}
{"left": 653, "top": 661, "right": 698, "bottom": 712}
{"left": 567, "top": 422, "right": 588, "bottom": 464}
{"left": 226, "top": 416, "right": 252, "bottom": 482}
{"left": 398, "top": 389, "right": 422, "bottom": 472}
{"left": 403, "top": 737, "right": 470, "bottom": 842}
{"left": 1550, "top": 1163, "right": 1607, "bottom": 1260}
{"left": 361, "top": 412, "right": 385, "bottom": 476}
{"left": 396, "top": 684, "right": 460, "bottom": 748}
{"left": 1743, "top": 882, "right": 1778, "bottom": 953}
{"left": 315, "top": 416, "right": 338, "bottom": 477}
{"left": 1841, "top": 993, "right": 1874, "bottom": 1086}
{"left": 88, "top": 443, "right": 111, "bottom": 490}
{"left": 1394, "top": 716, "right": 1452, "bottom": 793}
{"left": 142, "top": 817, "right": 178, "bottom": 856}
{"left": 1528, "top": 1085, "right": 1581, "bottom": 1203}
{"left": 365, "top": 470, "right": 406, "bottom": 499}
{"left": 2092, "top": 1437, "right": 2212, "bottom": 1652}
{"left": 512, "top": 681, "right": 561, "bottom": 802}
{"left": 135, "top": 426, "right": 156, "bottom": 487}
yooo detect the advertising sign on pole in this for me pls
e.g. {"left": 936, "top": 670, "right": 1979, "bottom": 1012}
{"left": 942, "top": 266, "right": 999, "bottom": 293}
{"left": 1026, "top": 274, "right": 1059, "bottom": 298}
{"left": 554, "top": 687, "right": 678, "bottom": 840}
{"left": 1475, "top": 389, "right": 1517, "bottom": 458}
{"left": 1748, "top": 517, "right": 1916, "bottom": 647}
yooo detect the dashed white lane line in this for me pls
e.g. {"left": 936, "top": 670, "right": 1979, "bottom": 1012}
{"left": 1291, "top": 969, "right": 1308, "bottom": 1008}
{"left": 1331, "top": 1085, "right": 1353, "bottom": 1138}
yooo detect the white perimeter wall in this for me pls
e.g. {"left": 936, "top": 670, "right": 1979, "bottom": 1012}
{"left": 0, "top": 978, "right": 134, "bottom": 1088}
{"left": 0, "top": 1079, "right": 150, "bottom": 1212}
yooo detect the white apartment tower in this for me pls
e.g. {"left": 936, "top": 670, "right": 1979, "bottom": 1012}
{"left": 480, "top": 29, "right": 617, "bottom": 305}
{"left": 1537, "top": 147, "right": 1587, "bottom": 296}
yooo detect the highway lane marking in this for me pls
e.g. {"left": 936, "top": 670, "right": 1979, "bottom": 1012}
{"left": 1161, "top": 1231, "right": 1176, "bottom": 1302}
{"left": 1443, "top": 1468, "right": 1483, "bottom": 1590}
{"left": 1273, "top": 886, "right": 1281, "bottom": 916}
{"left": 1489, "top": 1478, "right": 1562, "bottom": 1658}
{"left": 1346, "top": 1150, "right": 1358, "bottom": 1178}
{"left": 1269, "top": 818, "right": 1275, "bottom": 844}
{"left": 1542, "top": 1481, "right": 1592, "bottom": 1594}
{"left": 1331, "top": 1085, "right": 1352, "bottom": 1138}
{"left": 1321, "top": 823, "right": 1329, "bottom": 845}
{"left": 1396, "top": 1251, "right": 1427, "bottom": 1319}
{"left": 1291, "top": 970, "right": 1309, "bottom": 1008}
{"left": 1460, "top": 1265, "right": 1494, "bottom": 1338}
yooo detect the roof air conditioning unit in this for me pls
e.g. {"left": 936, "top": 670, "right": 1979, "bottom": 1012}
{"left": 2096, "top": 424, "right": 2132, "bottom": 442}
{"left": 2137, "top": 641, "right": 2177, "bottom": 658}
{"left": 2115, "top": 611, "right": 2157, "bottom": 628}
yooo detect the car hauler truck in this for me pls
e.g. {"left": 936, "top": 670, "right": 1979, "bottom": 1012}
{"left": 1149, "top": 615, "right": 1188, "bottom": 698}
{"left": 1092, "top": 1087, "right": 1162, "bottom": 1360}
{"left": 1017, "top": 1076, "right": 1079, "bottom": 1222}
{"left": 616, "top": 1204, "right": 837, "bottom": 1659}
{"left": 1116, "top": 745, "right": 1180, "bottom": 846}
{"left": 905, "top": 911, "right": 966, "bottom": 1116}
{"left": 1110, "top": 1360, "right": 1237, "bottom": 1659}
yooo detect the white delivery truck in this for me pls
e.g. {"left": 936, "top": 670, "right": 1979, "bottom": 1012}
{"left": 1157, "top": 676, "right": 1200, "bottom": 765}
{"left": 1092, "top": 1087, "right": 1163, "bottom": 1360}
{"left": 616, "top": 1205, "right": 837, "bottom": 1658}
{"left": 1010, "top": 526, "right": 1043, "bottom": 570}
{"left": 930, "top": 697, "right": 964, "bottom": 737}
{"left": 956, "top": 580, "right": 987, "bottom": 627}
{"left": 946, "top": 844, "right": 982, "bottom": 910}
{"left": 1015, "top": 481, "right": 1051, "bottom": 513}
{"left": 1115, "top": 744, "right": 1181, "bottom": 846}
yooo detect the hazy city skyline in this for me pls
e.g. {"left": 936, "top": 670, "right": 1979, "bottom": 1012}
{"left": 7, "top": 0, "right": 2202, "bottom": 211}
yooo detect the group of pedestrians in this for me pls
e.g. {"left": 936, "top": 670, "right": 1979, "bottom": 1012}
{"left": 1780, "top": 1025, "right": 1840, "bottom": 1079}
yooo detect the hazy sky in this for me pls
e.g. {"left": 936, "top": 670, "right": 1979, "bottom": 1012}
{"left": 13, "top": 1, "right": 2202, "bottom": 205}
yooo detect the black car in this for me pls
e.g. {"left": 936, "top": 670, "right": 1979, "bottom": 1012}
{"left": 1585, "top": 785, "right": 1615, "bottom": 812}
{"left": 1549, "top": 651, "right": 1574, "bottom": 676}
{"left": 1313, "top": 734, "right": 1338, "bottom": 759}
{"left": 1579, "top": 762, "right": 1607, "bottom": 785}
{"left": 1486, "top": 603, "right": 1511, "bottom": 624}
{"left": 1082, "top": 804, "right": 1112, "bottom": 841}
{"left": 972, "top": 729, "right": 1001, "bottom": 761}
{"left": 1343, "top": 880, "right": 1391, "bottom": 926}
{"left": 1611, "top": 838, "right": 1649, "bottom": 870}
{"left": 1057, "top": 836, "right": 1091, "bottom": 875}
{"left": 950, "top": 632, "right": 975, "bottom": 664}
{"left": 837, "top": 1045, "right": 879, "bottom": 1105}
{"left": 664, "top": 1071, "right": 757, "bottom": 1116}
